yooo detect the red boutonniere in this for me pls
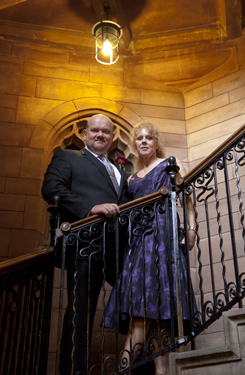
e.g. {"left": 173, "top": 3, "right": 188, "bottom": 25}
{"left": 115, "top": 156, "right": 129, "bottom": 170}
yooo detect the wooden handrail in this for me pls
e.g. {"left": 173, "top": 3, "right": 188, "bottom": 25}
{"left": 0, "top": 248, "right": 54, "bottom": 276}
{"left": 58, "top": 186, "right": 170, "bottom": 234}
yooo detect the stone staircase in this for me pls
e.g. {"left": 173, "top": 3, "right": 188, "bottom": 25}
{"left": 169, "top": 308, "right": 245, "bottom": 375}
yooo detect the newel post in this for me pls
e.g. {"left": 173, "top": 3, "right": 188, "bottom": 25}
{"left": 166, "top": 156, "right": 184, "bottom": 341}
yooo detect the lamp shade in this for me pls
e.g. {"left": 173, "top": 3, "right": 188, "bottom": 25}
{"left": 92, "top": 20, "right": 123, "bottom": 65}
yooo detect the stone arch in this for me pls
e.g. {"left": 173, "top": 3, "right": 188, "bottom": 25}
{"left": 29, "top": 98, "right": 142, "bottom": 157}
{"left": 48, "top": 111, "right": 137, "bottom": 165}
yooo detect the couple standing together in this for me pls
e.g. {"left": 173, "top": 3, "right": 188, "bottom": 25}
{"left": 42, "top": 114, "right": 196, "bottom": 375}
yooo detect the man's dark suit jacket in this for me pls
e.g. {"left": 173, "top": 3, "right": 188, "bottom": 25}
{"left": 42, "top": 148, "right": 129, "bottom": 223}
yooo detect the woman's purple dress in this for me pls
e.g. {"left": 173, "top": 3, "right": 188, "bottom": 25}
{"left": 103, "top": 159, "right": 195, "bottom": 334}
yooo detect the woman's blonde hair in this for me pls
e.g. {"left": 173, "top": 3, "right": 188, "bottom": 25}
{"left": 130, "top": 122, "right": 165, "bottom": 170}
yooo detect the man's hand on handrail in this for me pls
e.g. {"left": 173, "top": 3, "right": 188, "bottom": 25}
{"left": 89, "top": 203, "right": 120, "bottom": 219}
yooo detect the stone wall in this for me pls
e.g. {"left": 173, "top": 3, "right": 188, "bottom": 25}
{"left": 185, "top": 70, "right": 245, "bottom": 169}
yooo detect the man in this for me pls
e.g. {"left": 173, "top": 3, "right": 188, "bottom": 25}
{"left": 42, "top": 114, "right": 129, "bottom": 375}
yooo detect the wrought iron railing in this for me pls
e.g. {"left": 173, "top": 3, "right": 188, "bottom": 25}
{"left": 0, "top": 249, "right": 55, "bottom": 375}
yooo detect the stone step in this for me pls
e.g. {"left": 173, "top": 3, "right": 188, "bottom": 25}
{"left": 170, "top": 307, "right": 245, "bottom": 375}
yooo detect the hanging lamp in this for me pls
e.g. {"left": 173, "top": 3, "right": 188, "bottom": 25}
{"left": 92, "top": 5, "right": 123, "bottom": 65}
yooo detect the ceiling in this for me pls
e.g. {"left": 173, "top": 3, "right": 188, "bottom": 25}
{"left": 0, "top": 0, "right": 243, "bottom": 54}
{"left": 0, "top": 0, "right": 244, "bottom": 92}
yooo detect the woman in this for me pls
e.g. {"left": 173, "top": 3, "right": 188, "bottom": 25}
{"left": 103, "top": 122, "right": 196, "bottom": 375}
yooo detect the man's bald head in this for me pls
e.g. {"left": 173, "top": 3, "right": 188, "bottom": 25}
{"left": 87, "top": 114, "right": 114, "bottom": 131}
{"left": 83, "top": 114, "right": 115, "bottom": 155}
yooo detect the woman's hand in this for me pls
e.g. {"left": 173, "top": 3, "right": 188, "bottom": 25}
{"left": 181, "top": 229, "right": 196, "bottom": 251}
{"left": 187, "top": 229, "right": 196, "bottom": 250}
{"left": 175, "top": 157, "right": 196, "bottom": 251}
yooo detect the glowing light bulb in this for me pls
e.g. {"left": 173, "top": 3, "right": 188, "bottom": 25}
{"left": 102, "top": 39, "right": 112, "bottom": 55}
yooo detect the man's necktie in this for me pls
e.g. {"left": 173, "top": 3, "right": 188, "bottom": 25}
{"left": 98, "top": 156, "right": 120, "bottom": 195}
